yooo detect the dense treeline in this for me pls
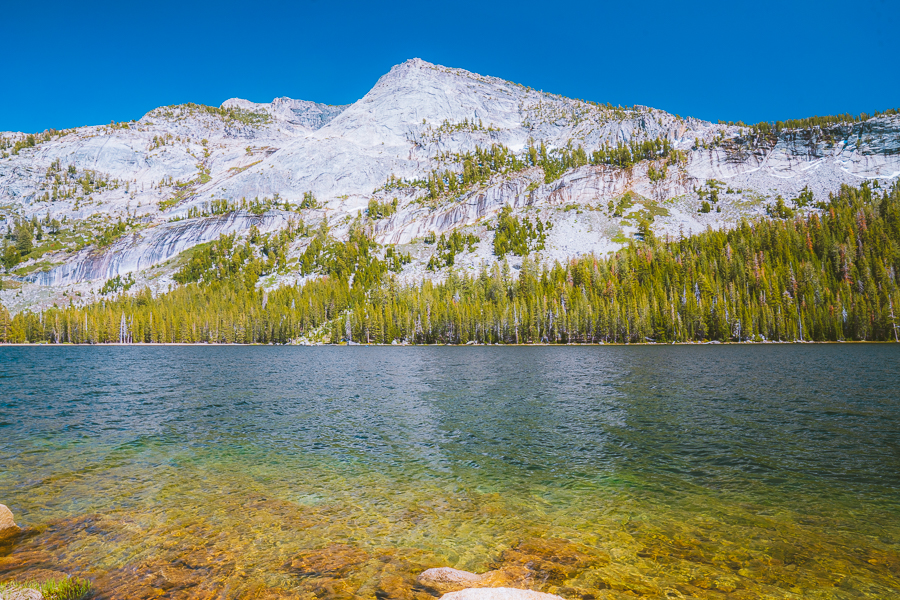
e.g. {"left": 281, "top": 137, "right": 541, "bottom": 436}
{"left": 1, "top": 182, "right": 899, "bottom": 344}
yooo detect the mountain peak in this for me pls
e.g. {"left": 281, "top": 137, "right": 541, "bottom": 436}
{"left": 2, "top": 59, "right": 900, "bottom": 315}
{"left": 395, "top": 57, "right": 431, "bottom": 70}
{"left": 374, "top": 57, "right": 440, "bottom": 88}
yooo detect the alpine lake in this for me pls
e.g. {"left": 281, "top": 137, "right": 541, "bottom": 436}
{"left": 1, "top": 345, "right": 898, "bottom": 599}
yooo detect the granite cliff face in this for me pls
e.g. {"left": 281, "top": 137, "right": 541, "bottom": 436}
{"left": 1, "top": 58, "right": 898, "bottom": 312}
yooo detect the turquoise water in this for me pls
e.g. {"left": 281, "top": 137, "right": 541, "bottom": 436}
{"left": 1, "top": 346, "right": 899, "bottom": 599}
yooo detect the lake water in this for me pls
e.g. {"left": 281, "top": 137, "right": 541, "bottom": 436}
{"left": 1, "top": 346, "right": 898, "bottom": 599}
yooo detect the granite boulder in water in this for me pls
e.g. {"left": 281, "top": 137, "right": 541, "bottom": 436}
{"left": 0, "top": 505, "right": 20, "bottom": 540}
{"left": 439, "top": 588, "right": 565, "bottom": 600}
{"left": 418, "top": 567, "right": 485, "bottom": 590}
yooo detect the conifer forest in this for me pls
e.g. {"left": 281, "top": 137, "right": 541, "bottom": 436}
{"left": 1, "top": 181, "right": 898, "bottom": 344}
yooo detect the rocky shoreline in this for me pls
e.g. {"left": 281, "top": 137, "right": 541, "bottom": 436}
{"left": 1, "top": 503, "right": 576, "bottom": 600}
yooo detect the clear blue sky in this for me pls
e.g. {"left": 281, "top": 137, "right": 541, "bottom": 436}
{"left": 4, "top": 0, "right": 897, "bottom": 133}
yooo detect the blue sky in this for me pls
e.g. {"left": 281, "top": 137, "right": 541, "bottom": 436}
{"left": 4, "top": 0, "right": 897, "bottom": 132}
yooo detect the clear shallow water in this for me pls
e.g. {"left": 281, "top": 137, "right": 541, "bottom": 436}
{"left": 0, "top": 346, "right": 898, "bottom": 599}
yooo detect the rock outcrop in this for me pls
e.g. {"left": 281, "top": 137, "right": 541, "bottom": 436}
{"left": 28, "top": 211, "right": 294, "bottom": 286}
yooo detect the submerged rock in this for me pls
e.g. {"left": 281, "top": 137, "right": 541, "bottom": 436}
{"left": 440, "top": 588, "right": 565, "bottom": 600}
{"left": 492, "top": 537, "right": 606, "bottom": 584}
{"left": 11, "top": 570, "right": 69, "bottom": 585}
{"left": 418, "top": 567, "right": 485, "bottom": 590}
{"left": 421, "top": 537, "right": 608, "bottom": 596}
{"left": 0, "top": 505, "right": 20, "bottom": 540}
{"left": 0, "top": 552, "right": 57, "bottom": 580}
{"left": 287, "top": 543, "right": 369, "bottom": 577}
{"left": 418, "top": 566, "right": 536, "bottom": 592}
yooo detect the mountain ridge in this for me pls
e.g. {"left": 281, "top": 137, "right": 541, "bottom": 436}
{"left": 1, "top": 58, "right": 898, "bottom": 315}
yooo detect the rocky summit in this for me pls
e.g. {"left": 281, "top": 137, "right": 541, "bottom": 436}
{"left": 1, "top": 58, "right": 898, "bottom": 314}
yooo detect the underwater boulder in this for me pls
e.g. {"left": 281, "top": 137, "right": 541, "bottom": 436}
{"left": 418, "top": 567, "right": 485, "bottom": 591}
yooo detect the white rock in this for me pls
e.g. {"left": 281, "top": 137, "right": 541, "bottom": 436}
{"left": 440, "top": 588, "right": 565, "bottom": 600}
{"left": 0, "top": 587, "right": 43, "bottom": 600}
{"left": 0, "top": 503, "right": 20, "bottom": 538}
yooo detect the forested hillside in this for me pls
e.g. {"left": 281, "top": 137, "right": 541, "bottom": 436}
{"left": 1, "top": 181, "right": 898, "bottom": 344}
